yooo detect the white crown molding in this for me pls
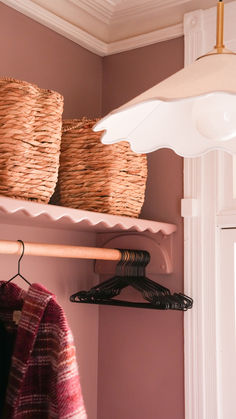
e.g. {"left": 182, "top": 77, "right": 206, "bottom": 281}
{"left": 68, "top": 0, "right": 113, "bottom": 24}
{"left": 64, "top": 0, "right": 191, "bottom": 24}
{"left": 107, "top": 23, "right": 183, "bottom": 55}
{"left": 1, "top": 0, "right": 184, "bottom": 56}
{"left": 111, "top": 0, "right": 191, "bottom": 22}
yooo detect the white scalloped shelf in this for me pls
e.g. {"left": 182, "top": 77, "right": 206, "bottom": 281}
{"left": 0, "top": 196, "right": 176, "bottom": 235}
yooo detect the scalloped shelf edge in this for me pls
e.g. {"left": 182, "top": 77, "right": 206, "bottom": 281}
{"left": 0, "top": 196, "right": 177, "bottom": 235}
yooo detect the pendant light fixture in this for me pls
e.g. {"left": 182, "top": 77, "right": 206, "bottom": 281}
{"left": 94, "top": 0, "right": 236, "bottom": 157}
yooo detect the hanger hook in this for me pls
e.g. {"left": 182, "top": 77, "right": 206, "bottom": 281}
{"left": 17, "top": 240, "right": 24, "bottom": 274}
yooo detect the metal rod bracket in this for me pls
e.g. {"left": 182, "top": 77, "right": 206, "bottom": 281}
{"left": 95, "top": 232, "right": 174, "bottom": 276}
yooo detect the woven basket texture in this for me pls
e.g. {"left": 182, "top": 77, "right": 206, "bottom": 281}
{"left": 57, "top": 118, "right": 147, "bottom": 217}
{"left": 0, "top": 78, "right": 64, "bottom": 203}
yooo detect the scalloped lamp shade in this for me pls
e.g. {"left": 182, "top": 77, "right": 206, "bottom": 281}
{"left": 94, "top": 53, "right": 236, "bottom": 157}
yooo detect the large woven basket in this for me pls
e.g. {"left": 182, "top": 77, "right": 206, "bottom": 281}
{"left": 0, "top": 78, "right": 64, "bottom": 203}
{"left": 57, "top": 118, "right": 147, "bottom": 217}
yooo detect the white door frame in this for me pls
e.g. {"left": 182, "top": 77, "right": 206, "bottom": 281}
{"left": 183, "top": 153, "right": 220, "bottom": 419}
{"left": 217, "top": 228, "right": 236, "bottom": 418}
{"left": 183, "top": 3, "right": 236, "bottom": 418}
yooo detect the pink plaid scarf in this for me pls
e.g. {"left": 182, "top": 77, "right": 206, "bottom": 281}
{"left": 0, "top": 281, "right": 87, "bottom": 418}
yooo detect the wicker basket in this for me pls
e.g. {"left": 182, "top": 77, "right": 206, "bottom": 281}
{"left": 57, "top": 118, "right": 147, "bottom": 217}
{"left": 0, "top": 78, "right": 64, "bottom": 203}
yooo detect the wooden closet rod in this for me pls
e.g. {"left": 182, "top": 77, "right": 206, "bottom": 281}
{"left": 0, "top": 240, "right": 121, "bottom": 261}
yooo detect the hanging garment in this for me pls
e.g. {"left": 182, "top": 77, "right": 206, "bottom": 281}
{"left": 0, "top": 320, "right": 16, "bottom": 417}
{"left": 0, "top": 281, "right": 87, "bottom": 419}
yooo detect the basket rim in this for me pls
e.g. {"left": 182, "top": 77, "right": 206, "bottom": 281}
{"left": 62, "top": 117, "right": 100, "bottom": 133}
{"left": 0, "top": 77, "right": 64, "bottom": 100}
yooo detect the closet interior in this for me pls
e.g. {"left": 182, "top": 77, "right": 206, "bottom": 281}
{"left": 0, "top": 180, "right": 184, "bottom": 418}
{"left": 0, "top": 1, "right": 186, "bottom": 418}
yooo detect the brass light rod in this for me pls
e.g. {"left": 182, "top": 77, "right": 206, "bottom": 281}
{"left": 197, "top": 0, "right": 235, "bottom": 60}
{"left": 215, "top": 0, "right": 225, "bottom": 52}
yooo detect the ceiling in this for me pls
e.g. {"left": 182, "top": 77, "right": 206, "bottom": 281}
{"left": 1, "top": 0, "right": 234, "bottom": 55}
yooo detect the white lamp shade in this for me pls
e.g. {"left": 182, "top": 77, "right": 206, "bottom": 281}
{"left": 94, "top": 54, "right": 236, "bottom": 157}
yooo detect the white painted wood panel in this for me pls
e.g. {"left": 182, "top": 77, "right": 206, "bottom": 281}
{"left": 184, "top": 2, "right": 236, "bottom": 419}
{"left": 218, "top": 228, "right": 236, "bottom": 419}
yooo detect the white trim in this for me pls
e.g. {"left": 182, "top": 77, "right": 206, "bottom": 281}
{"left": 184, "top": 153, "right": 221, "bottom": 419}
{"left": 217, "top": 213, "right": 236, "bottom": 228}
{"left": 1, "top": 0, "right": 184, "bottom": 56}
{"left": 107, "top": 24, "right": 183, "bottom": 55}
{"left": 184, "top": 3, "right": 236, "bottom": 418}
{"left": 216, "top": 228, "right": 236, "bottom": 417}
{"left": 108, "top": 0, "right": 191, "bottom": 22}
{"left": 184, "top": 9, "right": 204, "bottom": 65}
{"left": 68, "top": 0, "right": 113, "bottom": 24}
{"left": 181, "top": 198, "right": 198, "bottom": 217}
{"left": 183, "top": 7, "right": 212, "bottom": 419}
{"left": 67, "top": 0, "right": 191, "bottom": 24}
{"left": 183, "top": 158, "right": 202, "bottom": 419}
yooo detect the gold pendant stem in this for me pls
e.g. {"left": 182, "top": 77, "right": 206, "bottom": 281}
{"left": 195, "top": 0, "right": 235, "bottom": 60}
{"left": 215, "top": 0, "right": 225, "bottom": 51}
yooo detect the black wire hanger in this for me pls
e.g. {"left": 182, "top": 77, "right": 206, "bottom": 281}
{"left": 5, "top": 240, "right": 31, "bottom": 286}
{"left": 70, "top": 249, "right": 193, "bottom": 311}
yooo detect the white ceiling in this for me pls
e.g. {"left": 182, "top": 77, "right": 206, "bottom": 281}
{"left": 1, "top": 0, "right": 234, "bottom": 55}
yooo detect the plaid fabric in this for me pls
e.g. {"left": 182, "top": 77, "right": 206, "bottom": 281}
{"left": 0, "top": 281, "right": 87, "bottom": 419}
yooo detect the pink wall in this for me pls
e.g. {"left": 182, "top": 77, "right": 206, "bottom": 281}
{"left": 0, "top": 2, "right": 102, "bottom": 119}
{"left": 0, "top": 223, "right": 99, "bottom": 419}
{"left": 99, "top": 38, "right": 185, "bottom": 419}
{"left": 0, "top": 3, "right": 103, "bottom": 418}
